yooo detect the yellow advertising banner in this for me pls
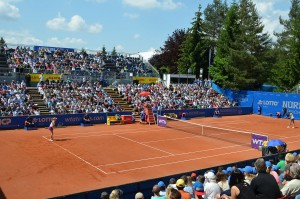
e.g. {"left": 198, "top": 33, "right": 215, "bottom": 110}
{"left": 133, "top": 77, "right": 158, "bottom": 84}
{"left": 30, "top": 74, "right": 61, "bottom": 82}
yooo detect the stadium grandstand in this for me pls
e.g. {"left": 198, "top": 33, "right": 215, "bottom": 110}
{"left": 0, "top": 44, "right": 299, "bottom": 199}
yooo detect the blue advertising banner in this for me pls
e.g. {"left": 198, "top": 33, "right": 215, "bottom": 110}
{"left": 33, "top": 45, "right": 75, "bottom": 52}
{"left": 212, "top": 83, "right": 300, "bottom": 119}
{"left": 0, "top": 112, "right": 132, "bottom": 130}
{"left": 160, "top": 107, "right": 252, "bottom": 118}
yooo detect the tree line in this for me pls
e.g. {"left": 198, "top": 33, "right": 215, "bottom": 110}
{"left": 149, "top": 0, "right": 300, "bottom": 91}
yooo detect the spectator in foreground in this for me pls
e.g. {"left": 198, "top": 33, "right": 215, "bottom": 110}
{"left": 250, "top": 158, "right": 282, "bottom": 199}
{"left": 157, "top": 181, "right": 166, "bottom": 196}
{"left": 109, "top": 189, "right": 123, "bottom": 199}
{"left": 176, "top": 179, "right": 191, "bottom": 199}
{"left": 135, "top": 192, "right": 144, "bottom": 199}
{"left": 220, "top": 169, "right": 256, "bottom": 199}
{"left": 204, "top": 171, "right": 221, "bottom": 199}
{"left": 281, "top": 163, "right": 300, "bottom": 198}
{"left": 100, "top": 191, "right": 109, "bottom": 199}
{"left": 151, "top": 185, "right": 165, "bottom": 199}
{"left": 166, "top": 187, "right": 181, "bottom": 199}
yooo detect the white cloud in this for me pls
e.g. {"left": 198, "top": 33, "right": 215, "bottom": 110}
{"left": 133, "top": 33, "right": 140, "bottom": 39}
{"left": 115, "top": 45, "right": 125, "bottom": 52}
{"left": 0, "top": 0, "right": 20, "bottom": 19}
{"left": 0, "top": 29, "right": 43, "bottom": 46}
{"left": 46, "top": 14, "right": 103, "bottom": 33}
{"left": 138, "top": 48, "right": 157, "bottom": 61}
{"left": 122, "top": 0, "right": 182, "bottom": 10}
{"left": 88, "top": 24, "right": 103, "bottom": 33}
{"left": 253, "top": 0, "right": 289, "bottom": 39}
{"left": 123, "top": 12, "right": 139, "bottom": 19}
{"left": 47, "top": 37, "right": 87, "bottom": 47}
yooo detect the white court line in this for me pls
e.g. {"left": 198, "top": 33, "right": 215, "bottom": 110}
{"left": 42, "top": 136, "right": 108, "bottom": 174}
{"left": 104, "top": 148, "right": 255, "bottom": 174}
{"left": 115, "top": 134, "right": 174, "bottom": 156}
{"left": 53, "top": 127, "right": 170, "bottom": 139}
{"left": 207, "top": 120, "right": 250, "bottom": 125}
{"left": 142, "top": 135, "right": 199, "bottom": 143}
{"left": 97, "top": 143, "right": 246, "bottom": 167}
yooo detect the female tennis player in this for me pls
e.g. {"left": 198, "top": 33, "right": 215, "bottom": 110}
{"left": 287, "top": 112, "right": 295, "bottom": 128}
{"left": 48, "top": 117, "right": 57, "bottom": 141}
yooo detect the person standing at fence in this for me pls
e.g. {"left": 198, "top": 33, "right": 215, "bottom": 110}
{"left": 287, "top": 112, "right": 295, "bottom": 128}
{"left": 283, "top": 107, "right": 288, "bottom": 118}
{"left": 48, "top": 117, "right": 57, "bottom": 142}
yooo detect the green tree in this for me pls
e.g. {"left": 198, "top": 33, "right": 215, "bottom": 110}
{"left": 272, "top": 0, "right": 300, "bottom": 91}
{"left": 203, "top": 0, "right": 228, "bottom": 56}
{"left": 0, "top": 37, "right": 5, "bottom": 47}
{"left": 111, "top": 47, "right": 117, "bottom": 57}
{"left": 101, "top": 45, "right": 107, "bottom": 58}
{"left": 149, "top": 29, "right": 186, "bottom": 74}
{"left": 177, "top": 5, "right": 209, "bottom": 78}
{"left": 210, "top": 0, "right": 271, "bottom": 90}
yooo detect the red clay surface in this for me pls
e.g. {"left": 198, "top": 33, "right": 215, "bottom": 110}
{"left": 0, "top": 114, "right": 299, "bottom": 199}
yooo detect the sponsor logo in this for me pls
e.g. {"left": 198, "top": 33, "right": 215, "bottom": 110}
{"left": 257, "top": 100, "right": 279, "bottom": 106}
{"left": 158, "top": 119, "right": 166, "bottom": 124}
{"left": 0, "top": 118, "right": 12, "bottom": 125}
{"left": 252, "top": 139, "right": 265, "bottom": 145}
{"left": 283, "top": 101, "right": 300, "bottom": 109}
{"left": 91, "top": 116, "right": 104, "bottom": 120}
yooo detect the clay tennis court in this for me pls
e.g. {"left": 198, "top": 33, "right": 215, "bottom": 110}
{"left": 0, "top": 114, "right": 299, "bottom": 199}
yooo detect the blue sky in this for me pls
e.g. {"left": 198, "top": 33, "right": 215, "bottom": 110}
{"left": 0, "top": 0, "right": 290, "bottom": 56}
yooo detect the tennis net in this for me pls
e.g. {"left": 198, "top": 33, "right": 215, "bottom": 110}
{"left": 163, "top": 116, "right": 266, "bottom": 147}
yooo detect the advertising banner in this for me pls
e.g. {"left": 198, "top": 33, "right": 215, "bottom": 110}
{"left": 133, "top": 77, "right": 159, "bottom": 84}
{"left": 30, "top": 74, "right": 61, "bottom": 83}
{"left": 251, "top": 133, "right": 269, "bottom": 149}
{"left": 157, "top": 115, "right": 167, "bottom": 127}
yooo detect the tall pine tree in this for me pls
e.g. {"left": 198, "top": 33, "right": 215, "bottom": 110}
{"left": 210, "top": 0, "right": 271, "bottom": 90}
{"left": 272, "top": 0, "right": 300, "bottom": 91}
{"left": 177, "top": 5, "right": 208, "bottom": 78}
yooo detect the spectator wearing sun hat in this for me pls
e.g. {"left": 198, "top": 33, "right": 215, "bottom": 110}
{"left": 168, "top": 177, "right": 177, "bottom": 189}
{"left": 176, "top": 179, "right": 191, "bottom": 199}
{"left": 157, "top": 181, "right": 166, "bottom": 196}
{"left": 191, "top": 172, "right": 197, "bottom": 184}
{"left": 193, "top": 181, "right": 205, "bottom": 199}
{"left": 243, "top": 166, "right": 255, "bottom": 185}
{"left": 204, "top": 171, "right": 221, "bottom": 199}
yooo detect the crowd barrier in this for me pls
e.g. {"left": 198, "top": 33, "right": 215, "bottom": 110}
{"left": 0, "top": 112, "right": 131, "bottom": 130}
{"left": 213, "top": 83, "right": 300, "bottom": 119}
{"left": 0, "top": 107, "right": 252, "bottom": 130}
{"left": 48, "top": 150, "right": 300, "bottom": 199}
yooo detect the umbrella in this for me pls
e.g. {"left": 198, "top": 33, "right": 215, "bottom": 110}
{"left": 139, "top": 91, "right": 151, "bottom": 97}
{"left": 267, "top": 139, "right": 285, "bottom": 147}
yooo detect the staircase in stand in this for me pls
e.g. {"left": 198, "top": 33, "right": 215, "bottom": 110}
{"left": 27, "top": 87, "right": 50, "bottom": 115}
{"left": 103, "top": 88, "right": 140, "bottom": 122}
{"left": 0, "top": 54, "right": 8, "bottom": 68}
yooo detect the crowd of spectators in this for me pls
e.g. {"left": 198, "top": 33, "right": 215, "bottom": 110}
{"left": 116, "top": 81, "right": 237, "bottom": 114}
{"left": 37, "top": 79, "right": 123, "bottom": 114}
{"left": 4, "top": 46, "right": 152, "bottom": 77}
{"left": 0, "top": 80, "right": 41, "bottom": 116}
{"left": 0, "top": 77, "right": 237, "bottom": 116}
{"left": 100, "top": 152, "right": 300, "bottom": 199}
